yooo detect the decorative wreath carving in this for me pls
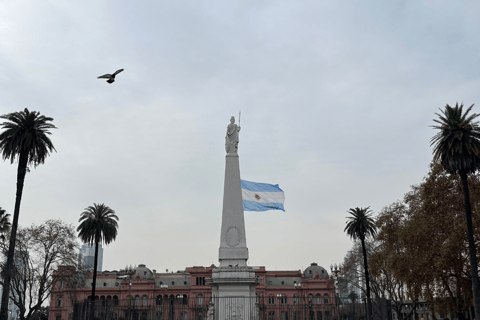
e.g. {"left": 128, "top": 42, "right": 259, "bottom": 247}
{"left": 226, "top": 226, "right": 241, "bottom": 247}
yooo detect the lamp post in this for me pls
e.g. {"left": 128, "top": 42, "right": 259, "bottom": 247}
{"left": 157, "top": 285, "right": 168, "bottom": 319}
{"left": 160, "top": 284, "right": 169, "bottom": 293}
{"left": 124, "top": 266, "right": 136, "bottom": 320}
{"left": 294, "top": 283, "right": 306, "bottom": 320}
{"left": 331, "top": 264, "right": 342, "bottom": 320}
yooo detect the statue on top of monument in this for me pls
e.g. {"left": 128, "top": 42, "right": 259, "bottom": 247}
{"left": 225, "top": 116, "right": 241, "bottom": 154}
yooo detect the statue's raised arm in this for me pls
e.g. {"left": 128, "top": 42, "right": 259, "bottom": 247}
{"left": 225, "top": 116, "right": 241, "bottom": 154}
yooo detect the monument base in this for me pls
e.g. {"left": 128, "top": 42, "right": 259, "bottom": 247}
{"left": 219, "top": 247, "right": 249, "bottom": 267}
{"left": 207, "top": 266, "right": 262, "bottom": 320}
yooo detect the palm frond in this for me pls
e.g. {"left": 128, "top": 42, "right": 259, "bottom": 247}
{"left": 0, "top": 108, "right": 57, "bottom": 167}
{"left": 344, "top": 207, "right": 377, "bottom": 241}
{"left": 77, "top": 203, "right": 119, "bottom": 245}
{"left": 430, "top": 103, "right": 480, "bottom": 175}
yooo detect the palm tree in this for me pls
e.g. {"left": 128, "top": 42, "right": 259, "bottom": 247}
{"left": 0, "top": 208, "right": 11, "bottom": 241}
{"left": 0, "top": 109, "right": 56, "bottom": 320}
{"left": 345, "top": 207, "right": 377, "bottom": 320}
{"left": 77, "top": 203, "right": 119, "bottom": 306}
{"left": 431, "top": 102, "right": 480, "bottom": 318}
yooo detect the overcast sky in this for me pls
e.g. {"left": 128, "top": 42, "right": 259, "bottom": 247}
{"left": 1, "top": 1, "right": 480, "bottom": 274}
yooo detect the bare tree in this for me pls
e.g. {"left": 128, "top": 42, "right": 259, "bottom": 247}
{"left": 0, "top": 219, "right": 79, "bottom": 320}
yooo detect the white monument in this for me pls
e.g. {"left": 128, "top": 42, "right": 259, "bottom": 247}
{"left": 207, "top": 116, "right": 261, "bottom": 320}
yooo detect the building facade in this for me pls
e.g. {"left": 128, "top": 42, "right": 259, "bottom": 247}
{"left": 1, "top": 251, "right": 25, "bottom": 320}
{"left": 0, "top": 286, "right": 20, "bottom": 320}
{"left": 79, "top": 244, "right": 103, "bottom": 271}
{"left": 49, "top": 262, "right": 336, "bottom": 320}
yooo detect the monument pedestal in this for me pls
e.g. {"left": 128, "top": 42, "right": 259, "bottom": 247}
{"left": 207, "top": 145, "right": 261, "bottom": 319}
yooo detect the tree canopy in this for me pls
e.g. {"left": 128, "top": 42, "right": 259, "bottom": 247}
{"left": 0, "top": 219, "right": 79, "bottom": 320}
{"left": 371, "top": 162, "right": 480, "bottom": 319}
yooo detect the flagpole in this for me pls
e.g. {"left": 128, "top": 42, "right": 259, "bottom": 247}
{"left": 239, "top": 110, "right": 241, "bottom": 127}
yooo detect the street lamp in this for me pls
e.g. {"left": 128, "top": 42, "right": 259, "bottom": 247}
{"left": 124, "top": 266, "right": 136, "bottom": 320}
{"left": 160, "top": 284, "right": 169, "bottom": 292}
{"left": 331, "top": 264, "right": 342, "bottom": 320}
{"left": 294, "top": 283, "right": 306, "bottom": 319}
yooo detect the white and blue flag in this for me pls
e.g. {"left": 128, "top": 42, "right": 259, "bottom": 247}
{"left": 241, "top": 180, "right": 285, "bottom": 212}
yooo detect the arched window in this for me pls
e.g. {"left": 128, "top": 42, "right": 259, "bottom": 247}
{"left": 293, "top": 295, "right": 299, "bottom": 304}
{"left": 57, "top": 297, "right": 63, "bottom": 307}
{"left": 180, "top": 312, "right": 187, "bottom": 320}
{"left": 281, "top": 311, "right": 288, "bottom": 320}
{"left": 317, "top": 311, "right": 323, "bottom": 320}
{"left": 182, "top": 295, "right": 188, "bottom": 305}
{"left": 308, "top": 294, "right": 313, "bottom": 304}
{"left": 155, "top": 311, "right": 163, "bottom": 320}
{"left": 113, "top": 296, "right": 119, "bottom": 306}
{"left": 156, "top": 295, "right": 162, "bottom": 306}
{"left": 316, "top": 294, "right": 321, "bottom": 305}
{"left": 135, "top": 295, "right": 140, "bottom": 306}
{"left": 142, "top": 295, "right": 148, "bottom": 306}
{"left": 324, "top": 294, "right": 329, "bottom": 304}
{"left": 268, "top": 296, "right": 275, "bottom": 305}
{"left": 197, "top": 294, "right": 203, "bottom": 306}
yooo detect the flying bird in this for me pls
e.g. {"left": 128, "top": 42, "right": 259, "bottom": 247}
{"left": 97, "top": 69, "right": 124, "bottom": 84}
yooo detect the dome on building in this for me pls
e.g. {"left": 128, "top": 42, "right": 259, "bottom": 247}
{"left": 304, "top": 262, "right": 329, "bottom": 279}
{"left": 135, "top": 264, "right": 154, "bottom": 280}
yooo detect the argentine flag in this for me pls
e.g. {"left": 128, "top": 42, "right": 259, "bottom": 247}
{"left": 241, "top": 180, "right": 285, "bottom": 212}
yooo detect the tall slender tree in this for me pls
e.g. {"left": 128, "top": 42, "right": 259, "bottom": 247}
{"left": 77, "top": 203, "right": 119, "bottom": 308}
{"left": 0, "top": 109, "right": 56, "bottom": 320}
{"left": 431, "top": 102, "right": 480, "bottom": 318}
{"left": 345, "top": 207, "right": 378, "bottom": 320}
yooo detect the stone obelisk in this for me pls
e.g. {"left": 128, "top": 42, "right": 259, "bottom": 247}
{"left": 207, "top": 116, "right": 261, "bottom": 320}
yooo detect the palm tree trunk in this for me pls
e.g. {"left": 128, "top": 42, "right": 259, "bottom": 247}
{"left": 360, "top": 237, "right": 373, "bottom": 320}
{"left": 0, "top": 152, "right": 28, "bottom": 320}
{"left": 90, "top": 232, "right": 100, "bottom": 320}
{"left": 459, "top": 170, "right": 480, "bottom": 320}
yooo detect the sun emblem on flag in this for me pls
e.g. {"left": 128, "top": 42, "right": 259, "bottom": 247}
{"left": 255, "top": 194, "right": 261, "bottom": 200}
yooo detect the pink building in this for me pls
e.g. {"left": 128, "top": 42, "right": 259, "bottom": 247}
{"left": 49, "top": 262, "right": 336, "bottom": 320}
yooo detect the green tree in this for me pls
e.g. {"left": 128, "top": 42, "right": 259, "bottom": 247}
{"left": 0, "top": 109, "right": 56, "bottom": 320}
{"left": 77, "top": 203, "right": 119, "bottom": 306}
{"left": 431, "top": 103, "right": 480, "bottom": 318}
{"left": 345, "top": 207, "right": 378, "bottom": 320}
{"left": 0, "top": 207, "right": 11, "bottom": 241}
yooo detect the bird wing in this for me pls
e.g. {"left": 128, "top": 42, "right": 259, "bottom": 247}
{"left": 98, "top": 74, "right": 112, "bottom": 79}
{"left": 113, "top": 69, "right": 124, "bottom": 76}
